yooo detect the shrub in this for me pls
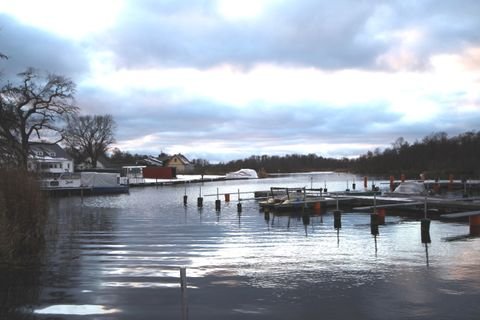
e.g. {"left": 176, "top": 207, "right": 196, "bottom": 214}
{"left": 0, "top": 168, "right": 48, "bottom": 263}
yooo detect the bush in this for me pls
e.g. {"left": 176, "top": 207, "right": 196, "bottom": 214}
{"left": 0, "top": 168, "right": 48, "bottom": 263}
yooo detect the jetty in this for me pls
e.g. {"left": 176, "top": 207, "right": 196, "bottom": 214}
{"left": 186, "top": 182, "right": 480, "bottom": 225}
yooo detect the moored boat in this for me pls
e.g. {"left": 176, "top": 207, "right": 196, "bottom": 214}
{"left": 225, "top": 169, "right": 258, "bottom": 179}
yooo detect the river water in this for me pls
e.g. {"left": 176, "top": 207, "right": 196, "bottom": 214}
{"left": 1, "top": 172, "right": 480, "bottom": 319}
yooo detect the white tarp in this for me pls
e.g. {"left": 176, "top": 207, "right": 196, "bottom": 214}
{"left": 225, "top": 169, "right": 258, "bottom": 179}
{"left": 81, "top": 172, "right": 119, "bottom": 188}
{"left": 393, "top": 181, "right": 425, "bottom": 194}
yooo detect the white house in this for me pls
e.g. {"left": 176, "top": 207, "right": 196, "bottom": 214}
{"left": 28, "top": 143, "right": 74, "bottom": 178}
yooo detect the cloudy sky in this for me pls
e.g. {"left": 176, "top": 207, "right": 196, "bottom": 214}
{"left": 1, "top": 0, "right": 479, "bottom": 162}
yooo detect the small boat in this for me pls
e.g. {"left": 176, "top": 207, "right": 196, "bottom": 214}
{"left": 259, "top": 187, "right": 321, "bottom": 211}
{"left": 40, "top": 172, "right": 82, "bottom": 189}
{"left": 40, "top": 172, "right": 129, "bottom": 195}
{"left": 225, "top": 169, "right": 258, "bottom": 179}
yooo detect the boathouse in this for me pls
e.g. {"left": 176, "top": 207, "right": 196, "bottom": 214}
{"left": 163, "top": 154, "right": 194, "bottom": 174}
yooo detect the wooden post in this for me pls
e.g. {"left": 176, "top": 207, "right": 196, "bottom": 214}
{"left": 313, "top": 202, "right": 321, "bottom": 213}
{"left": 470, "top": 215, "right": 480, "bottom": 236}
{"left": 180, "top": 267, "right": 188, "bottom": 320}
{"left": 215, "top": 188, "right": 221, "bottom": 211}
{"left": 421, "top": 219, "right": 431, "bottom": 244}
{"left": 334, "top": 210, "right": 342, "bottom": 230}
{"left": 237, "top": 188, "right": 242, "bottom": 212}
{"left": 424, "top": 193, "right": 428, "bottom": 219}
{"left": 183, "top": 183, "right": 188, "bottom": 206}
{"left": 197, "top": 186, "right": 203, "bottom": 208}
{"left": 377, "top": 208, "right": 386, "bottom": 225}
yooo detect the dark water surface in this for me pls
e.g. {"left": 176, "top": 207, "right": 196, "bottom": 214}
{"left": 1, "top": 173, "right": 480, "bottom": 319}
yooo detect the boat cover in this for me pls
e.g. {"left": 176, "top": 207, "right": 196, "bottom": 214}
{"left": 225, "top": 169, "right": 258, "bottom": 179}
{"left": 393, "top": 181, "right": 425, "bottom": 194}
{"left": 81, "top": 172, "right": 119, "bottom": 187}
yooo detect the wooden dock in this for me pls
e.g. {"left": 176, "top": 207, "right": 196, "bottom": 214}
{"left": 250, "top": 186, "right": 480, "bottom": 218}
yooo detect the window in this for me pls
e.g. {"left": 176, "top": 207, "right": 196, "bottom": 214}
{"left": 35, "top": 151, "right": 43, "bottom": 156}
{"left": 48, "top": 151, "right": 56, "bottom": 157}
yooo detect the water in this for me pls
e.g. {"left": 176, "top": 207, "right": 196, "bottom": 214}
{"left": 1, "top": 172, "right": 480, "bottom": 319}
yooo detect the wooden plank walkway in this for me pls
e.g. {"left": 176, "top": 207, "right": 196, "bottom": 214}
{"left": 441, "top": 210, "right": 480, "bottom": 218}
{"left": 354, "top": 201, "right": 425, "bottom": 211}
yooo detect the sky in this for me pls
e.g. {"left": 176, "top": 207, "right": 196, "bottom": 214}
{"left": 1, "top": 0, "right": 479, "bottom": 163}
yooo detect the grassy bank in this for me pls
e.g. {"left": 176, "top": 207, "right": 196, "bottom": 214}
{"left": 0, "top": 168, "right": 48, "bottom": 263}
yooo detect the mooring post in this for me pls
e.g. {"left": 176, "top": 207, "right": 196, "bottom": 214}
{"left": 421, "top": 219, "right": 431, "bottom": 244}
{"left": 237, "top": 189, "right": 242, "bottom": 213}
{"left": 183, "top": 182, "right": 188, "bottom": 206}
{"left": 197, "top": 186, "right": 203, "bottom": 208}
{"left": 215, "top": 187, "right": 221, "bottom": 211}
{"left": 424, "top": 193, "right": 427, "bottom": 219}
{"left": 370, "top": 212, "right": 379, "bottom": 254}
{"left": 421, "top": 218, "right": 431, "bottom": 267}
{"left": 180, "top": 267, "right": 188, "bottom": 320}
{"left": 469, "top": 215, "right": 480, "bottom": 236}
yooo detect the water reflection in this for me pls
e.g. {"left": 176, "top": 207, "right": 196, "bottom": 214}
{"left": 0, "top": 265, "right": 43, "bottom": 319}
{"left": 2, "top": 172, "right": 480, "bottom": 319}
{"left": 34, "top": 304, "right": 120, "bottom": 315}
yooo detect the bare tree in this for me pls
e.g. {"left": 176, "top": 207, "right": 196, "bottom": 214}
{"left": 64, "top": 114, "right": 116, "bottom": 168}
{"left": 0, "top": 68, "right": 77, "bottom": 168}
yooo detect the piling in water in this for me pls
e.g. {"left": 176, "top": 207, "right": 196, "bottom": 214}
{"left": 333, "top": 210, "right": 342, "bottom": 229}
{"left": 180, "top": 267, "right": 188, "bottom": 320}
{"left": 421, "top": 219, "right": 431, "bottom": 244}
{"left": 469, "top": 215, "right": 480, "bottom": 236}
{"left": 370, "top": 214, "right": 379, "bottom": 236}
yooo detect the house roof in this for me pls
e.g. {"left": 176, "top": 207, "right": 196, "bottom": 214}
{"left": 168, "top": 154, "right": 192, "bottom": 165}
{"left": 140, "top": 156, "right": 163, "bottom": 166}
{"left": 29, "top": 142, "right": 72, "bottom": 160}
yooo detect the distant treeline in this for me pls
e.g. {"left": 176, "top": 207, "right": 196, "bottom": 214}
{"left": 205, "top": 131, "right": 480, "bottom": 179}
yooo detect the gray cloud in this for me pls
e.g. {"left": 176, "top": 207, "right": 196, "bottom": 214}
{"left": 2, "top": 1, "right": 480, "bottom": 162}
{"left": 97, "top": 0, "right": 383, "bottom": 69}
{"left": 93, "top": 0, "right": 480, "bottom": 71}
{"left": 0, "top": 14, "right": 89, "bottom": 79}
